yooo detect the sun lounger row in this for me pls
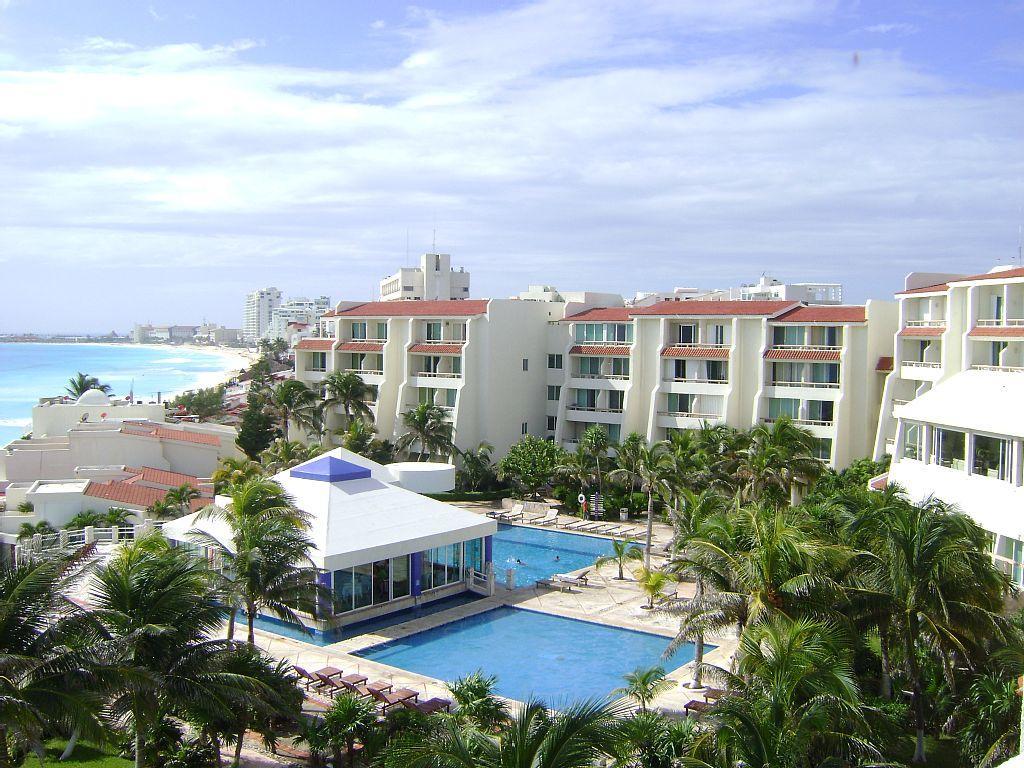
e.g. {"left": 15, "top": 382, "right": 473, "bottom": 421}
{"left": 560, "top": 519, "right": 643, "bottom": 538}
{"left": 293, "top": 665, "right": 451, "bottom": 715}
{"left": 487, "top": 504, "right": 644, "bottom": 539}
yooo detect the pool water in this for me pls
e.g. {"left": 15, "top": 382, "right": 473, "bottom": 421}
{"left": 492, "top": 523, "right": 618, "bottom": 586}
{"left": 355, "top": 606, "right": 698, "bottom": 704}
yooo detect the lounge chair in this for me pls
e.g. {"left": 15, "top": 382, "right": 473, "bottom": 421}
{"left": 523, "top": 509, "right": 557, "bottom": 525}
{"left": 369, "top": 686, "right": 419, "bottom": 712}
{"left": 293, "top": 665, "right": 321, "bottom": 689}
{"left": 703, "top": 688, "right": 729, "bottom": 702}
{"left": 317, "top": 672, "right": 370, "bottom": 696}
{"left": 401, "top": 697, "right": 451, "bottom": 715}
{"left": 496, "top": 504, "right": 525, "bottom": 521}
{"left": 589, "top": 523, "right": 620, "bottom": 534}
{"left": 339, "top": 676, "right": 393, "bottom": 699}
{"left": 553, "top": 573, "right": 588, "bottom": 588}
{"left": 535, "top": 578, "right": 573, "bottom": 592}
{"left": 684, "top": 700, "right": 712, "bottom": 717}
{"left": 555, "top": 570, "right": 589, "bottom": 585}
{"left": 562, "top": 519, "right": 591, "bottom": 531}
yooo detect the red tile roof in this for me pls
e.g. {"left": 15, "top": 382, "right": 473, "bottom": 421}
{"left": 898, "top": 326, "right": 945, "bottom": 337}
{"left": 876, "top": 356, "right": 894, "bottom": 372}
{"left": 763, "top": 348, "right": 841, "bottom": 361}
{"left": 967, "top": 326, "right": 1024, "bottom": 338}
{"left": 773, "top": 305, "right": 866, "bottom": 323}
{"left": 661, "top": 346, "right": 731, "bottom": 359}
{"left": 568, "top": 345, "right": 631, "bottom": 356}
{"left": 123, "top": 466, "right": 202, "bottom": 488}
{"left": 563, "top": 307, "right": 633, "bottom": 322}
{"left": 630, "top": 300, "right": 799, "bottom": 317}
{"left": 951, "top": 266, "right": 1024, "bottom": 283}
{"left": 295, "top": 338, "right": 335, "bottom": 351}
{"left": 334, "top": 300, "right": 489, "bottom": 317}
{"left": 337, "top": 341, "right": 385, "bottom": 352}
{"left": 84, "top": 481, "right": 209, "bottom": 511}
{"left": 121, "top": 425, "right": 221, "bottom": 446}
{"left": 869, "top": 473, "right": 889, "bottom": 491}
{"left": 409, "top": 343, "right": 465, "bottom": 354}
{"left": 896, "top": 283, "right": 950, "bottom": 296}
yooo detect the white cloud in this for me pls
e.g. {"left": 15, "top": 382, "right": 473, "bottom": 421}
{"left": 0, "top": 0, "right": 1021, "bottom": 331}
{"left": 863, "top": 22, "right": 918, "bottom": 35}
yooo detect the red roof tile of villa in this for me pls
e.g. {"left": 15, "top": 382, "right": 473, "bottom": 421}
{"left": 84, "top": 481, "right": 209, "bottom": 511}
{"left": 763, "top": 349, "right": 842, "bottom": 361}
{"left": 409, "top": 343, "right": 465, "bottom": 354}
{"left": 334, "top": 300, "right": 489, "bottom": 317}
{"left": 895, "top": 283, "right": 950, "bottom": 296}
{"left": 661, "top": 346, "right": 731, "bottom": 359}
{"left": 295, "top": 338, "right": 335, "bottom": 350}
{"left": 630, "top": 300, "right": 799, "bottom": 317}
{"left": 967, "top": 326, "right": 1024, "bottom": 338}
{"left": 898, "top": 326, "right": 945, "bottom": 337}
{"left": 876, "top": 356, "right": 894, "bottom": 372}
{"left": 123, "top": 466, "right": 202, "bottom": 488}
{"left": 773, "top": 305, "right": 867, "bottom": 323}
{"left": 337, "top": 341, "right": 385, "bottom": 352}
{"left": 568, "top": 345, "right": 631, "bottom": 355}
{"left": 121, "top": 425, "right": 221, "bottom": 446}
{"left": 563, "top": 307, "right": 633, "bottom": 322}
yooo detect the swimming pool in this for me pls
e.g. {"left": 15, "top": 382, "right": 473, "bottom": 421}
{"left": 355, "top": 606, "right": 697, "bottom": 703}
{"left": 492, "top": 523, "right": 618, "bottom": 586}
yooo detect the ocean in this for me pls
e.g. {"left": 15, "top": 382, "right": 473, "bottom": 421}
{"left": 0, "top": 343, "right": 246, "bottom": 445}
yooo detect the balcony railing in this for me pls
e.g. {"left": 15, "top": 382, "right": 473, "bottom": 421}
{"left": 345, "top": 368, "right": 383, "bottom": 375}
{"left": 573, "top": 340, "right": 632, "bottom": 346}
{"left": 975, "top": 319, "right": 1024, "bottom": 327}
{"left": 971, "top": 364, "right": 1024, "bottom": 373}
{"left": 348, "top": 337, "right": 388, "bottom": 343}
{"left": 902, "top": 360, "right": 941, "bottom": 369}
{"left": 413, "top": 371, "right": 463, "bottom": 378}
{"left": 664, "top": 376, "right": 728, "bottom": 384}
{"left": 762, "top": 417, "right": 834, "bottom": 427}
{"left": 904, "top": 320, "right": 945, "bottom": 328}
{"left": 767, "top": 380, "right": 839, "bottom": 389}
{"left": 771, "top": 344, "right": 842, "bottom": 351}
{"left": 658, "top": 409, "right": 720, "bottom": 419}
{"left": 416, "top": 338, "right": 466, "bottom": 345}
{"left": 575, "top": 373, "right": 630, "bottom": 380}
{"left": 665, "top": 342, "right": 729, "bottom": 348}
{"left": 566, "top": 405, "right": 624, "bottom": 414}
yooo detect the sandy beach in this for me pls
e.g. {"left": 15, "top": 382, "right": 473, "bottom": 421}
{"left": 128, "top": 343, "right": 258, "bottom": 395}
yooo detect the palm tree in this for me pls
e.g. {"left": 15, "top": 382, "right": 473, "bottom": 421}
{"left": 15, "top": 500, "right": 34, "bottom": 515}
{"left": 91, "top": 537, "right": 295, "bottom": 768}
{"left": 385, "top": 698, "right": 628, "bottom": 768}
{"left": 164, "top": 483, "right": 202, "bottom": 517}
{"left": 554, "top": 450, "right": 595, "bottom": 512}
{"left": 614, "top": 710, "right": 696, "bottom": 768}
{"left": 65, "top": 372, "right": 111, "bottom": 398}
{"left": 857, "top": 495, "right": 1009, "bottom": 763}
{"left": 260, "top": 438, "right": 323, "bottom": 473}
{"left": 664, "top": 488, "right": 726, "bottom": 687}
{"left": 17, "top": 520, "right": 56, "bottom": 541}
{"left": 0, "top": 551, "right": 112, "bottom": 767}
{"left": 321, "top": 693, "right": 378, "bottom": 768}
{"left": 445, "top": 671, "right": 509, "bottom": 731}
{"left": 615, "top": 667, "right": 673, "bottom": 713}
{"left": 145, "top": 498, "right": 175, "bottom": 520}
{"left": 324, "top": 371, "right": 374, "bottom": 429}
{"left": 338, "top": 419, "right": 375, "bottom": 455}
{"left": 579, "top": 424, "right": 611, "bottom": 508}
{"left": 193, "top": 478, "right": 318, "bottom": 644}
{"left": 211, "top": 457, "right": 264, "bottom": 493}
{"left": 270, "top": 379, "right": 316, "bottom": 441}
{"left": 610, "top": 440, "right": 670, "bottom": 568}
{"left": 66, "top": 509, "right": 105, "bottom": 530}
{"left": 456, "top": 442, "right": 499, "bottom": 492}
{"left": 396, "top": 403, "right": 454, "bottom": 461}
{"left": 635, "top": 567, "right": 672, "bottom": 610}
{"left": 596, "top": 539, "right": 643, "bottom": 580}
{"left": 735, "top": 416, "right": 822, "bottom": 505}
{"left": 102, "top": 507, "right": 134, "bottom": 527}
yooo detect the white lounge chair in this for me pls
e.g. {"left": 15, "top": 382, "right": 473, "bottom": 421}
{"left": 562, "top": 519, "right": 592, "bottom": 531}
{"left": 524, "top": 509, "right": 558, "bottom": 526}
{"left": 496, "top": 504, "right": 525, "bottom": 521}
{"left": 554, "top": 570, "right": 590, "bottom": 587}
{"left": 536, "top": 578, "right": 573, "bottom": 592}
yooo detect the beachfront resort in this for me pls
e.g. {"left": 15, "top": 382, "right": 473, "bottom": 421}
{"left": 0, "top": 265, "right": 1022, "bottom": 768}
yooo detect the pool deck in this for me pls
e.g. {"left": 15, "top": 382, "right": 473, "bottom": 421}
{"left": 249, "top": 504, "right": 739, "bottom": 716}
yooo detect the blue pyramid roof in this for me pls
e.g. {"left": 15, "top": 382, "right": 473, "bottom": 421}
{"left": 290, "top": 456, "right": 372, "bottom": 483}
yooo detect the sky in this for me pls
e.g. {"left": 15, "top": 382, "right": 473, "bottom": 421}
{"left": 1, "top": 0, "right": 1023, "bottom": 333}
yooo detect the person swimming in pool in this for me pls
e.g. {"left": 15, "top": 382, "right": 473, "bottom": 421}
{"left": 555, "top": 555, "right": 560, "bottom": 561}
{"left": 515, "top": 558, "right": 523, "bottom": 564}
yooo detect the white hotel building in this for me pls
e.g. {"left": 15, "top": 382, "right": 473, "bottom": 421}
{"left": 294, "top": 291, "right": 896, "bottom": 470}
{"left": 547, "top": 300, "right": 896, "bottom": 468}
{"left": 875, "top": 265, "right": 1024, "bottom": 583}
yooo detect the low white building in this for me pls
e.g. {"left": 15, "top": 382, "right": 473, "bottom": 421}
{"left": 29, "top": 389, "right": 167, "bottom": 438}
{"left": 380, "top": 253, "right": 471, "bottom": 302}
{"left": 876, "top": 265, "right": 1024, "bottom": 584}
{"left": 163, "top": 449, "right": 496, "bottom": 636}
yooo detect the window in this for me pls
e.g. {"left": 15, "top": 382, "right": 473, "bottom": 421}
{"left": 547, "top": 385, "right": 561, "bottom": 401}
{"left": 608, "top": 390, "right": 624, "bottom": 411}
{"left": 768, "top": 397, "right": 800, "bottom": 420}
{"left": 422, "top": 355, "right": 441, "bottom": 374}
{"left": 451, "top": 356, "right": 462, "bottom": 375}
{"left": 465, "top": 538, "right": 484, "bottom": 574}
{"left": 575, "top": 389, "right": 597, "bottom": 408}
{"left": 611, "top": 358, "right": 630, "bottom": 377}
{"left": 522, "top": 421, "right": 528, "bottom": 435}
{"left": 349, "top": 353, "right": 362, "bottom": 371}
{"left": 522, "top": 358, "right": 529, "bottom": 371}
{"left": 578, "top": 357, "right": 601, "bottom": 376}
{"left": 823, "top": 326, "right": 840, "bottom": 347}
{"left": 903, "top": 423, "right": 923, "bottom": 461}
{"left": 677, "top": 324, "right": 697, "bottom": 344}
{"left": 376, "top": 322, "right": 388, "bottom": 340}
{"left": 807, "top": 400, "right": 834, "bottom": 424}
{"left": 667, "top": 392, "right": 695, "bottom": 414}
{"left": 548, "top": 354, "right": 563, "bottom": 369}
{"left": 444, "top": 388, "right": 457, "bottom": 407}
{"left": 673, "top": 359, "right": 687, "bottom": 380}
{"left": 351, "top": 322, "right": 367, "bottom": 340}
{"left": 773, "top": 326, "right": 805, "bottom": 347}
{"left": 933, "top": 428, "right": 966, "bottom": 470}
{"left": 974, "top": 434, "right": 1011, "bottom": 480}
{"left": 991, "top": 341, "right": 1008, "bottom": 367}
{"left": 372, "top": 560, "right": 390, "bottom": 604}
{"left": 546, "top": 415, "right": 557, "bottom": 431}
{"left": 813, "top": 438, "right": 833, "bottom": 461}
{"left": 425, "top": 322, "right": 442, "bottom": 341}
{"left": 706, "top": 360, "right": 727, "bottom": 383}
{"left": 607, "top": 424, "right": 621, "bottom": 442}
{"left": 391, "top": 556, "right": 410, "bottom": 599}
{"left": 917, "top": 340, "right": 931, "bottom": 362}
{"left": 606, "top": 323, "right": 633, "bottom": 343}
{"left": 810, "top": 362, "right": 839, "bottom": 385}
{"left": 992, "top": 535, "right": 1024, "bottom": 585}
{"left": 451, "top": 324, "right": 467, "bottom": 341}
{"left": 352, "top": 564, "right": 373, "bottom": 609}
{"left": 712, "top": 324, "right": 726, "bottom": 345}
{"left": 308, "top": 352, "right": 327, "bottom": 372}
{"left": 423, "top": 545, "right": 462, "bottom": 590}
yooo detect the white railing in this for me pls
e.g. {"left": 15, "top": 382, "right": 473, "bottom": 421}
{"left": 762, "top": 417, "right": 834, "bottom": 427}
{"left": 347, "top": 337, "right": 387, "bottom": 343}
{"left": 902, "top": 360, "right": 941, "bottom": 369}
{"left": 975, "top": 319, "right": 1024, "bottom": 327}
{"left": 414, "top": 371, "right": 463, "bottom": 378}
{"left": 14, "top": 521, "right": 166, "bottom": 563}
{"left": 573, "top": 340, "right": 632, "bottom": 346}
{"left": 767, "top": 380, "right": 839, "bottom": 389}
{"left": 665, "top": 342, "right": 729, "bottom": 349}
{"left": 416, "top": 339, "right": 465, "bottom": 345}
{"left": 663, "top": 377, "right": 728, "bottom": 384}
{"left": 905, "top": 320, "right": 946, "bottom": 327}
{"left": 770, "top": 344, "right": 842, "bottom": 351}
{"left": 658, "top": 410, "right": 720, "bottom": 419}
{"left": 972, "top": 364, "right": 1024, "bottom": 373}
{"left": 345, "top": 368, "right": 384, "bottom": 375}
{"left": 575, "top": 373, "right": 630, "bottom": 380}
{"left": 566, "top": 406, "right": 624, "bottom": 414}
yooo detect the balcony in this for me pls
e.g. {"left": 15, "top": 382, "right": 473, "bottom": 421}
{"left": 565, "top": 405, "right": 624, "bottom": 414}
{"left": 762, "top": 416, "right": 834, "bottom": 427}
{"left": 663, "top": 376, "right": 728, "bottom": 384}
{"left": 904, "top": 319, "right": 946, "bottom": 328}
{"left": 769, "top": 344, "right": 842, "bottom": 352}
{"left": 658, "top": 409, "right": 719, "bottom": 419}
{"left": 971, "top": 364, "right": 1024, "bottom": 373}
{"left": 415, "top": 338, "right": 465, "bottom": 345}
{"left": 902, "top": 360, "right": 941, "bottom": 369}
{"left": 975, "top": 319, "right": 1024, "bottom": 327}
{"left": 767, "top": 379, "right": 839, "bottom": 389}
{"left": 344, "top": 368, "right": 383, "bottom": 376}
{"left": 412, "top": 370, "right": 463, "bottom": 379}
{"left": 664, "top": 342, "right": 728, "bottom": 349}
{"left": 574, "top": 372, "right": 629, "bottom": 380}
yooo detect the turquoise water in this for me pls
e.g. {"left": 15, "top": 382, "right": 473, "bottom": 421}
{"left": 0, "top": 343, "right": 243, "bottom": 445}
{"left": 355, "top": 606, "right": 695, "bottom": 703}
{"left": 493, "top": 523, "right": 617, "bottom": 586}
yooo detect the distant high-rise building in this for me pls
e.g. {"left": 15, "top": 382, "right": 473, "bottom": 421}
{"left": 267, "top": 296, "right": 332, "bottom": 341}
{"left": 379, "top": 253, "right": 470, "bottom": 301}
{"left": 243, "top": 287, "right": 282, "bottom": 342}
